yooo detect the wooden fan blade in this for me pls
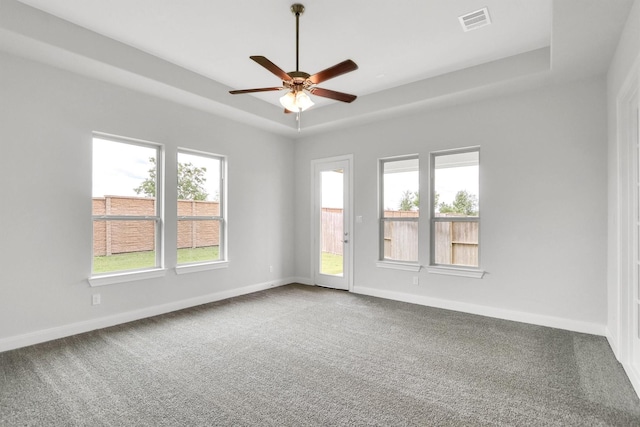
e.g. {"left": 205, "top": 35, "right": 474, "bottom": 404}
{"left": 310, "top": 87, "right": 357, "bottom": 103}
{"left": 229, "top": 87, "right": 282, "bottom": 94}
{"left": 284, "top": 108, "right": 294, "bottom": 114}
{"left": 309, "top": 59, "right": 358, "bottom": 84}
{"left": 250, "top": 56, "right": 291, "bottom": 81}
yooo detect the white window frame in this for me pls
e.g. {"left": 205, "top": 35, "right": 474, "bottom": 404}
{"left": 428, "top": 146, "right": 484, "bottom": 278}
{"left": 175, "top": 149, "right": 228, "bottom": 274}
{"left": 377, "top": 155, "right": 421, "bottom": 271}
{"left": 176, "top": 148, "right": 228, "bottom": 274}
{"left": 89, "top": 133, "right": 165, "bottom": 286}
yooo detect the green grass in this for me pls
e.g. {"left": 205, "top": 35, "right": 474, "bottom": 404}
{"left": 177, "top": 246, "right": 219, "bottom": 264}
{"left": 93, "top": 246, "right": 219, "bottom": 274}
{"left": 321, "top": 252, "right": 343, "bottom": 276}
{"left": 93, "top": 251, "right": 156, "bottom": 273}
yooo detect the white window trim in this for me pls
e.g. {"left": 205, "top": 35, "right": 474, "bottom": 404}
{"left": 379, "top": 154, "right": 420, "bottom": 264}
{"left": 175, "top": 261, "right": 229, "bottom": 275}
{"left": 427, "top": 265, "right": 485, "bottom": 279}
{"left": 376, "top": 260, "right": 421, "bottom": 272}
{"left": 89, "top": 268, "right": 167, "bottom": 287}
{"left": 429, "top": 146, "right": 481, "bottom": 274}
{"left": 91, "top": 133, "right": 164, "bottom": 279}
{"left": 176, "top": 148, "right": 227, "bottom": 266}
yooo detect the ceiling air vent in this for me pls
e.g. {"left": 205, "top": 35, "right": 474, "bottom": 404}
{"left": 459, "top": 8, "right": 491, "bottom": 32}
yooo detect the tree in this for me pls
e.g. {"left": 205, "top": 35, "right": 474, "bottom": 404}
{"left": 134, "top": 157, "right": 157, "bottom": 198}
{"left": 134, "top": 157, "right": 209, "bottom": 200}
{"left": 399, "top": 190, "right": 413, "bottom": 211}
{"left": 438, "top": 190, "right": 478, "bottom": 216}
{"left": 438, "top": 202, "right": 455, "bottom": 214}
{"left": 177, "top": 162, "right": 209, "bottom": 201}
{"left": 399, "top": 190, "right": 420, "bottom": 211}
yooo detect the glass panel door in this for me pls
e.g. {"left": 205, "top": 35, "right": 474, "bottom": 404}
{"left": 313, "top": 157, "right": 351, "bottom": 290}
{"left": 320, "top": 169, "right": 344, "bottom": 276}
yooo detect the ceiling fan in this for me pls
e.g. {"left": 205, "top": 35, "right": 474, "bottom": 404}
{"left": 229, "top": 3, "right": 358, "bottom": 115}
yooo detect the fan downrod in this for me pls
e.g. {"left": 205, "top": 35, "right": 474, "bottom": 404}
{"left": 291, "top": 4, "right": 305, "bottom": 72}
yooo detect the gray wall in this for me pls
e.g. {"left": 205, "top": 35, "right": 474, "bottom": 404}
{"left": 294, "top": 77, "right": 608, "bottom": 332}
{"left": 0, "top": 37, "right": 615, "bottom": 347}
{"left": 0, "top": 51, "right": 296, "bottom": 344}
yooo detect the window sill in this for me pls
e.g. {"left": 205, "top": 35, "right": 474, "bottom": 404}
{"left": 376, "top": 261, "right": 422, "bottom": 272}
{"left": 175, "top": 261, "right": 229, "bottom": 275}
{"left": 427, "top": 265, "right": 485, "bottom": 279}
{"left": 89, "top": 268, "right": 167, "bottom": 287}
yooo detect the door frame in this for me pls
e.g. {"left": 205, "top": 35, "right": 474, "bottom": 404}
{"left": 311, "top": 154, "right": 354, "bottom": 291}
{"left": 615, "top": 54, "right": 640, "bottom": 397}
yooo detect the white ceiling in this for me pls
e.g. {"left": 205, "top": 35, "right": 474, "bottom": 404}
{"left": 14, "top": 0, "right": 552, "bottom": 101}
{"left": 1, "top": 0, "right": 634, "bottom": 135}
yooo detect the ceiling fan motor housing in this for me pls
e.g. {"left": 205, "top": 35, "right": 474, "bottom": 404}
{"left": 285, "top": 71, "right": 312, "bottom": 92}
{"left": 291, "top": 4, "right": 305, "bottom": 15}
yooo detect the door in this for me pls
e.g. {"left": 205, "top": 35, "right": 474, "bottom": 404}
{"left": 617, "top": 71, "right": 640, "bottom": 392}
{"left": 312, "top": 156, "right": 352, "bottom": 290}
{"left": 615, "top": 62, "right": 640, "bottom": 394}
{"left": 632, "top": 99, "right": 640, "bottom": 370}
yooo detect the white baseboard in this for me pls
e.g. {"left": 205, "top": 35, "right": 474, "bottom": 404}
{"left": 605, "top": 327, "right": 620, "bottom": 360}
{"left": 1, "top": 280, "right": 608, "bottom": 354}
{"left": 0, "top": 278, "right": 294, "bottom": 353}
{"left": 291, "top": 276, "right": 313, "bottom": 286}
{"left": 353, "top": 286, "right": 606, "bottom": 336}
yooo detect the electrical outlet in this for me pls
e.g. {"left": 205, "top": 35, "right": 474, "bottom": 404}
{"left": 412, "top": 276, "right": 419, "bottom": 285}
{"left": 269, "top": 265, "right": 274, "bottom": 273}
{"left": 92, "top": 294, "right": 101, "bottom": 305}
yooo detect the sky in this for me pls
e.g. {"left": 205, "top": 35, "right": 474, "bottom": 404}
{"left": 92, "top": 138, "right": 220, "bottom": 201}
{"left": 434, "top": 165, "right": 479, "bottom": 209}
{"left": 94, "top": 137, "right": 477, "bottom": 209}
{"left": 321, "top": 170, "right": 344, "bottom": 209}
{"left": 383, "top": 166, "right": 478, "bottom": 211}
{"left": 92, "top": 138, "right": 153, "bottom": 198}
{"left": 384, "top": 170, "right": 419, "bottom": 210}
{"left": 321, "top": 166, "right": 478, "bottom": 211}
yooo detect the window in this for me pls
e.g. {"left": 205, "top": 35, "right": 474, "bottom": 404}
{"left": 177, "top": 150, "right": 225, "bottom": 265}
{"left": 92, "top": 135, "right": 162, "bottom": 276}
{"left": 380, "top": 156, "right": 419, "bottom": 263}
{"left": 431, "top": 148, "right": 479, "bottom": 268}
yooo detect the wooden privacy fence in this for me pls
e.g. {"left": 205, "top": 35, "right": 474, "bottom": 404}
{"left": 177, "top": 199, "right": 220, "bottom": 252}
{"left": 384, "top": 222, "right": 419, "bottom": 261}
{"left": 322, "top": 208, "right": 478, "bottom": 266}
{"left": 383, "top": 210, "right": 419, "bottom": 261}
{"left": 434, "top": 219, "right": 479, "bottom": 266}
{"left": 93, "top": 196, "right": 220, "bottom": 256}
{"left": 321, "top": 208, "right": 344, "bottom": 255}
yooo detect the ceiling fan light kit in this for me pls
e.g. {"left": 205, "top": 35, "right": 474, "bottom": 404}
{"left": 280, "top": 91, "right": 314, "bottom": 112}
{"left": 229, "top": 3, "right": 358, "bottom": 127}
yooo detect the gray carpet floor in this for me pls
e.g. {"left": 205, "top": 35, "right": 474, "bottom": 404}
{"left": 1, "top": 284, "right": 640, "bottom": 426}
